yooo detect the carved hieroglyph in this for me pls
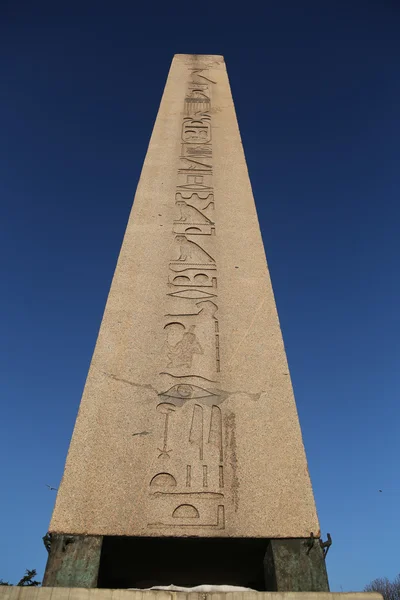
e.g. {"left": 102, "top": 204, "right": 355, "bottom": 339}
{"left": 49, "top": 54, "right": 320, "bottom": 538}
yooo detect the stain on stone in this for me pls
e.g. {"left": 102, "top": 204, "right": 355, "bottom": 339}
{"left": 224, "top": 411, "right": 239, "bottom": 512}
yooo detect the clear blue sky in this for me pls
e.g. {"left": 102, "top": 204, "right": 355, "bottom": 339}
{"left": 1, "top": 0, "right": 399, "bottom": 591}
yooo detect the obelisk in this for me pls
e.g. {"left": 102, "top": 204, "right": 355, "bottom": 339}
{"left": 44, "top": 54, "right": 329, "bottom": 591}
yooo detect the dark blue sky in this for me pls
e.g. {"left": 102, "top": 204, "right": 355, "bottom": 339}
{"left": 1, "top": 0, "right": 399, "bottom": 591}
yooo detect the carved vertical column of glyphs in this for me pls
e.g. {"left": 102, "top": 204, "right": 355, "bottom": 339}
{"left": 148, "top": 65, "right": 226, "bottom": 531}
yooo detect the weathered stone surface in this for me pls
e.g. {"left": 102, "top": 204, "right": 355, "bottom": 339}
{"left": 0, "top": 590, "right": 384, "bottom": 600}
{"left": 264, "top": 539, "right": 329, "bottom": 591}
{"left": 42, "top": 535, "right": 102, "bottom": 588}
{"left": 49, "top": 54, "right": 319, "bottom": 537}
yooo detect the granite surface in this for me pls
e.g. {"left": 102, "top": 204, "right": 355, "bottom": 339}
{"left": 0, "top": 589, "right": 383, "bottom": 600}
{"left": 49, "top": 54, "right": 320, "bottom": 537}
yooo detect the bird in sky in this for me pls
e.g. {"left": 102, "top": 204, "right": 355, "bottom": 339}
{"left": 46, "top": 484, "right": 58, "bottom": 491}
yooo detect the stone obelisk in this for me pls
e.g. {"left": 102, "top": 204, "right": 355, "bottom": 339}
{"left": 44, "top": 54, "right": 329, "bottom": 591}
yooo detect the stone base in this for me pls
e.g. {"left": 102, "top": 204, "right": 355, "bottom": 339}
{"left": 42, "top": 535, "right": 102, "bottom": 588}
{"left": 0, "top": 588, "right": 383, "bottom": 600}
{"left": 43, "top": 535, "right": 332, "bottom": 591}
{"left": 264, "top": 539, "right": 330, "bottom": 591}
{"left": 42, "top": 535, "right": 331, "bottom": 591}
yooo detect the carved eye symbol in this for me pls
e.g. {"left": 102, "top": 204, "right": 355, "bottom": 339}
{"left": 161, "top": 384, "right": 215, "bottom": 400}
{"left": 174, "top": 385, "right": 192, "bottom": 398}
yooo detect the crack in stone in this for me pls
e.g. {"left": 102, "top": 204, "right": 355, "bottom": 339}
{"left": 101, "top": 371, "right": 158, "bottom": 394}
{"left": 228, "top": 391, "right": 262, "bottom": 402}
{"left": 101, "top": 370, "right": 263, "bottom": 403}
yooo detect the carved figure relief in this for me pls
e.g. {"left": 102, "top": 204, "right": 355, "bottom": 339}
{"left": 175, "top": 200, "right": 213, "bottom": 224}
{"left": 164, "top": 323, "right": 203, "bottom": 369}
{"left": 173, "top": 235, "right": 215, "bottom": 264}
{"left": 163, "top": 301, "right": 220, "bottom": 373}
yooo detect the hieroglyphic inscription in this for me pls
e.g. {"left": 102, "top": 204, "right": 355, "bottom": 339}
{"left": 156, "top": 403, "right": 175, "bottom": 458}
{"left": 189, "top": 404, "right": 204, "bottom": 460}
{"left": 148, "top": 67, "right": 227, "bottom": 530}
